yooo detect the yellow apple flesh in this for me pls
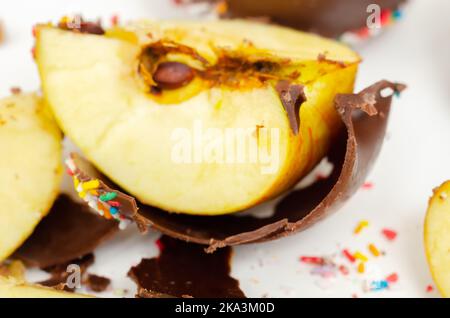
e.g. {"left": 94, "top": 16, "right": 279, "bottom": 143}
{"left": 0, "top": 94, "right": 62, "bottom": 261}
{"left": 425, "top": 181, "right": 450, "bottom": 297}
{"left": 36, "top": 20, "right": 360, "bottom": 215}
{"left": 0, "top": 276, "right": 91, "bottom": 298}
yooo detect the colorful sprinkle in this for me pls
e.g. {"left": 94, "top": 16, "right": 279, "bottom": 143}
{"left": 155, "top": 238, "right": 165, "bottom": 252}
{"left": 386, "top": 273, "right": 398, "bottom": 283}
{"left": 338, "top": 265, "right": 349, "bottom": 276}
{"left": 109, "top": 207, "right": 119, "bottom": 215}
{"left": 357, "top": 262, "right": 365, "bottom": 274}
{"left": 81, "top": 179, "right": 100, "bottom": 191}
{"left": 342, "top": 249, "right": 356, "bottom": 263}
{"left": 300, "top": 256, "right": 325, "bottom": 265}
{"left": 354, "top": 251, "right": 368, "bottom": 262}
{"left": 100, "top": 192, "right": 117, "bottom": 202}
{"left": 368, "top": 243, "right": 381, "bottom": 257}
{"left": 108, "top": 200, "right": 121, "bottom": 207}
{"left": 426, "top": 285, "right": 434, "bottom": 293}
{"left": 110, "top": 15, "right": 119, "bottom": 26}
{"left": 382, "top": 228, "right": 397, "bottom": 241}
{"left": 354, "top": 220, "right": 369, "bottom": 234}
{"left": 370, "top": 280, "right": 389, "bottom": 291}
{"left": 362, "top": 182, "right": 374, "bottom": 190}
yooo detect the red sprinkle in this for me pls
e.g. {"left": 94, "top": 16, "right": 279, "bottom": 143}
{"left": 426, "top": 285, "right": 434, "bottom": 293}
{"left": 108, "top": 201, "right": 121, "bottom": 207}
{"left": 362, "top": 182, "right": 374, "bottom": 190}
{"left": 110, "top": 15, "right": 119, "bottom": 26}
{"left": 300, "top": 256, "right": 325, "bottom": 265}
{"left": 155, "top": 238, "right": 165, "bottom": 252}
{"left": 386, "top": 273, "right": 398, "bottom": 283}
{"left": 66, "top": 168, "right": 74, "bottom": 176}
{"left": 342, "top": 249, "right": 356, "bottom": 263}
{"left": 339, "top": 265, "right": 349, "bottom": 275}
{"left": 382, "top": 228, "right": 397, "bottom": 241}
{"left": 32, "top": 25, "right": 37, "bottom": 38}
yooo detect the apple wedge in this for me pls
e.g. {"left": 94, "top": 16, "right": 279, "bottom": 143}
{"left": 0, "top": 93, "right": 62, "bottom": 261}
{"left": 0, "top": 276, "right": 91, "bottom": 298}
{"left": 425, "top": 181, "right": 450, "bottom": 297}
{"left": 36, "top": 20, "right": 360, "bottom": 215}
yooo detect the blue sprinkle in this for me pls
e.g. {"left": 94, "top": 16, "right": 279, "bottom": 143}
{"left": 392, "top": 10, "right": 403, "bottom": 20}
{"left": 394, "top": 90, "right": 401, "bottom": 98}
{"left": 110, "top": 207, "right": 119, "bottom": 215}
{"left": 370, "top": 280, "right": 389, "bottom": 291}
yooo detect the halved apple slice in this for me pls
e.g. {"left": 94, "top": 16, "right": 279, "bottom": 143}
{"left": 0, "top": 94, "right": 62, "bottom": 261}
{"left": 36, "top": 20, "right": 360, "bottom": 215}
{"left": 0, "top": 276, "right": 91, "bottom": 298}
{"left": 425, "top": 181, "right": 450, "bottom": 297}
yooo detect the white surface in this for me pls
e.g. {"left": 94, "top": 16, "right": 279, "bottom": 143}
{"left": 0, "top": 0, "right": 449, "bottom": 298}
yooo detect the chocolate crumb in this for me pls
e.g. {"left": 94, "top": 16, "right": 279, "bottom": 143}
{"left": 10, "top": 87, "right": 22, "bottom": 95}
{"left": 85, "top": 274, "right": 111, "bottom": 292}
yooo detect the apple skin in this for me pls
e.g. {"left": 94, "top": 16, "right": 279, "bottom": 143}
{"left": 424, "top": 181, "right": 450, "bottom": 297}
{"left": 36, "top": 20, "right": 360, "bottom": 215}
{"left": 0, "top": 277, "right": 91, "bottom": 298}
{"left": 0, "top": 94, "right": 62, "bottom": 261}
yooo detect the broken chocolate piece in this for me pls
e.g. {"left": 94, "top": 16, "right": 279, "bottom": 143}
{"left": 128, "top": 235, "right": 245, "bottom": 298}
{"left": 85, "top": 274, "right": 111, "bottom": 293}
{"left": 153, "top": 62, "right": 195, "bottom": 89}
{"left": 14, "top": 195, "right": 117, "bottom": 268}
{"left": 39, "top": 254, "right": 94, "bottom": 292}
{"left": 69, "top": 81, "right": 405, "bottom": 253}
{"left": 275, "top": 80, "right": 305, "bottom": 135}
{"left": 207, "top": 0, "right": 407, "bottom": 38}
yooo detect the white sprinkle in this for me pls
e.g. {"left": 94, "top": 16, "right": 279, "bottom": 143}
{"left": 119, "top": 219, "right": 130, "bottom": 230}
{"left": 65, "top": 158, "right": 76, "bottom": 172}
{"left": 380, "top": 87, "right": 394, "bottom": 98}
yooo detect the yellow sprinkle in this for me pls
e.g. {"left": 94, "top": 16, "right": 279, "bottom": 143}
{"left": 215, "top": 0, "right": 228, "bottom": 15}
{"left": 357, "top": 262, "right": 365, "bottom": 274}
{"left": 354, "top": 251, "right": 368, "bottom": 262}
{"left": 73, "top": 177, "right": 80, "bottom": 190}
{"left": 89, "top": 190, "right": 99, "bottom": 196}
{"left": 354, "top": 220, "right": 369, "bottom": 234}
{"left": 368, "top": 243, "right": 381, "bottom": 257}
{"left": 78, "top": 191, "right": 87, "bottom": 199}
{"left": 82, "top": 179, "right": 100, "bottom": 191}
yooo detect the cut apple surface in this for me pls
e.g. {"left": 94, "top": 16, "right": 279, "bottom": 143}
{"left": 0, "top": 93, "right": 62, "bottom": 261}
{"left": 37, "top": 20, "right": 360, "bottom": 215}
{"left": 425, "top": 181, "right": 450, "bottom": 297}
{"left": 0, "top": 276, "right": 91, "bottom": 298}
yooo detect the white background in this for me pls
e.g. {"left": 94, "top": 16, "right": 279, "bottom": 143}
{"left": 0, "top": 0, "right": 449, "bottom": 297}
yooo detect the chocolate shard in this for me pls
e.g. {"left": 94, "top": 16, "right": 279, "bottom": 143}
{"left": 128, "top": 235, "right": 245, "bottom": 298}
{"left": 14, "top": 195, "right": 117, "bottom": 268}
{"left": 206, "top": 0, "right": 407, "bottom": 38}
{"left": 85, "top": 274, "right": 111, "bottom": 293}
{"left": 69, "top": 81, "right": 405, "bottom": 253}
{"left": 275, "top": 80, "right": 305, "bottom": 135}
{"left": 39, "top": 254, "right": 95, "bottom": 292}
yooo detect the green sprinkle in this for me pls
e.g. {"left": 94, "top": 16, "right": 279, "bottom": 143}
{"left": 100, "top": 192, "right": 117, "bottom": 202}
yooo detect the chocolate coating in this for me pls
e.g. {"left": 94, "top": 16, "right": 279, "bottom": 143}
{"left": 221, "top": 0, "right": 406, "bottom": 37}
{"left": 70, "top": 81, "right": 405, "bottom": 253}
{"left": 14, "top": 195, "right": 117, "bottom": 268}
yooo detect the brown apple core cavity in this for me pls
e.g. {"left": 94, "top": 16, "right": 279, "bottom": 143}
{"left": 138, "top": 42, "right": 299, "bottom": 94}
